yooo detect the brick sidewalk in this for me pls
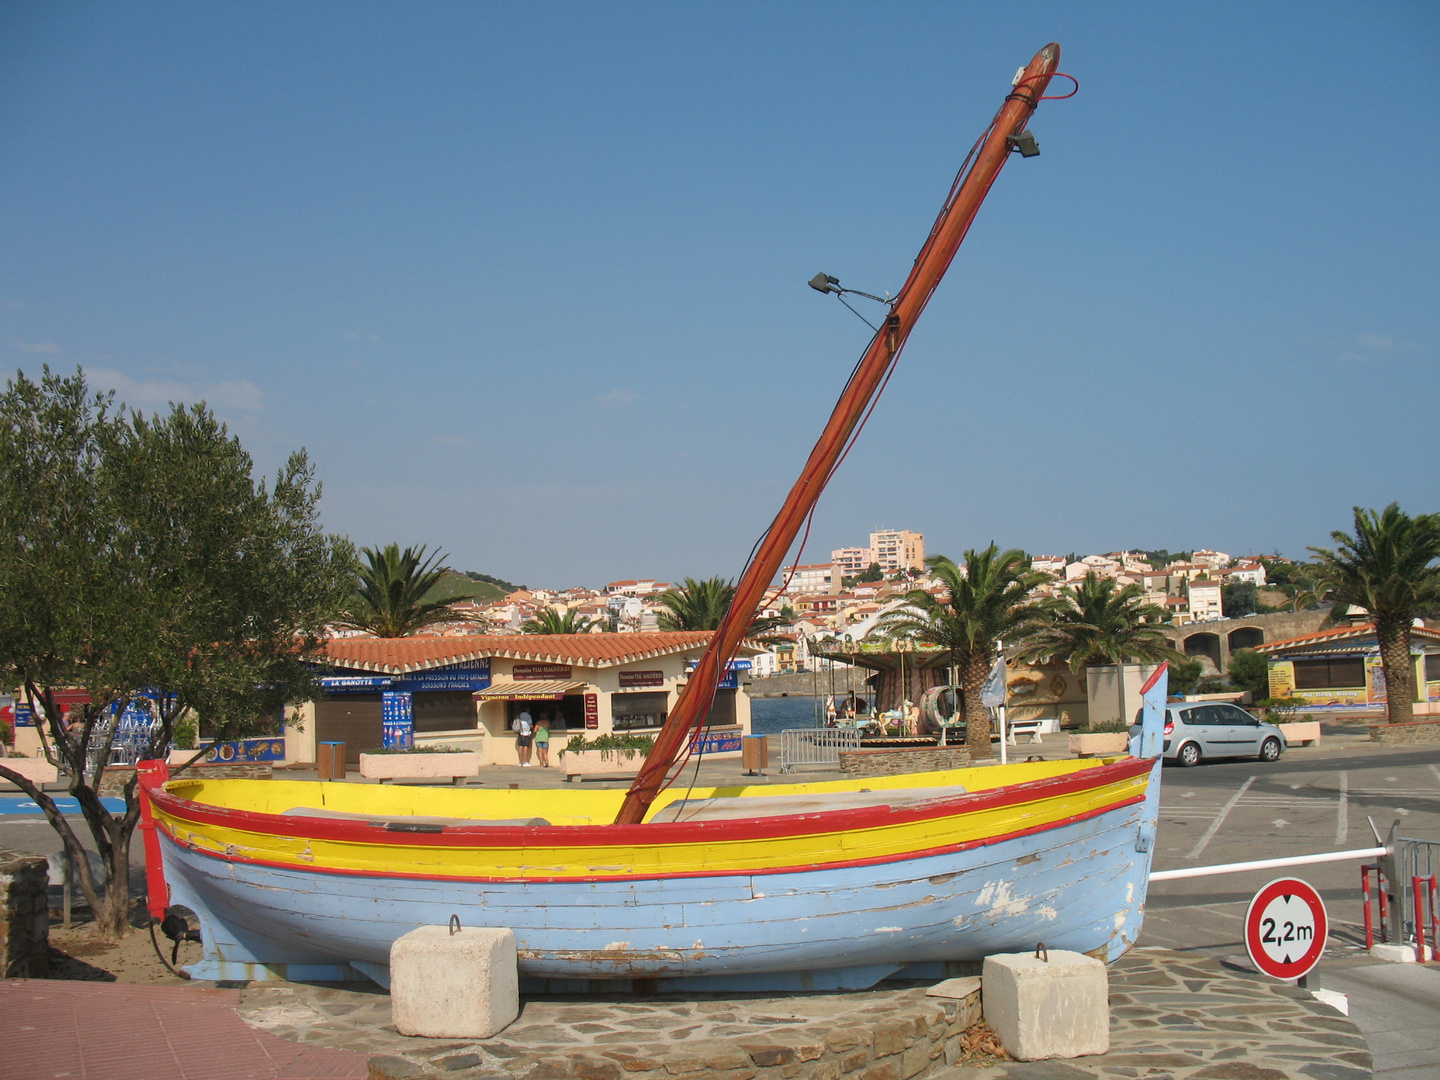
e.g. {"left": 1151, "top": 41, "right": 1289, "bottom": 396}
{"left": 0, "top": 979, "right": 368, "bottom": 1080}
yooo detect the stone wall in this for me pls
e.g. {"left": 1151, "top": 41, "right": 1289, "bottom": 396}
{"left": 1, "top": 849, "right": 50, "bottom": 978}
{"left": 98, "top": 761, "right": 272, "bottom": 796}
{"left": 368, "top": 984, "right": 982, "bottom": 1080}
{"left": 839, "top": 747, "right": 971, "bottom": 776}
{"left": 1369, "top": 719, "right": 1440, "bottom": 745}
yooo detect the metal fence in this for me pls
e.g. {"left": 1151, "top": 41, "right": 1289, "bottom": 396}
{"left": 777, "top": 727, "right": 860, "bottom": 773}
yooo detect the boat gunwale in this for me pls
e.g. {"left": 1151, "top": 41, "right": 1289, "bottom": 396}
{"left": 153, "top": 787, "right": 1148, "bottom": 884}
{"left": 146, "top": 756, "right": 1152, "bottom": 849}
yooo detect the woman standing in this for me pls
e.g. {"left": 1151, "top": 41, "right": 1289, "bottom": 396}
{"left": 512, "top": 708, "right": 534, "bottom": 766}
{"left": 533, "top": 716, "right": 551, "bottom": 768}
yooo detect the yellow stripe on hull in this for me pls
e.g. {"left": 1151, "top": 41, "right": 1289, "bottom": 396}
{"left": 153, "top": 758, "right": 1146, "bottom": 881}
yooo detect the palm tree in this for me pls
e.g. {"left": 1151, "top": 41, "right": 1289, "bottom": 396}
{"left": 657, "top": 576, "right": 787, "bottom": 638}
{"left": 522, "top": 608, "right": 599, "bottom": 635}
{"left": 1015, "top": 573, "right": 1178, "bottom": 687}
{"left": 1310, "top": 504, "right": 1440, "bottom": 725}
{"left": 878, "top": 546, "right": 1057, "bottom": 757}
{"left": 336, "top": 543, "right": 471, "bottom": 637}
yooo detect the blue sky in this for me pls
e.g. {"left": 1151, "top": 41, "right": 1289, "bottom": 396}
{"left": 3, "top": 2, "right": 1436, "bottom": 587}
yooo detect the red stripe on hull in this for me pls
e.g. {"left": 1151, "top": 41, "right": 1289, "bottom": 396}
{"left": 150, "top": 756, "right": 1151, "bottom": 851}
{"left": 155, "top": 792, "right": 1145, "bottom": 885}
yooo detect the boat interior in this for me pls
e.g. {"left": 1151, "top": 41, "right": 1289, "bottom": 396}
{"left": 161, "top": 756, "right": 1126, "bottom": 828}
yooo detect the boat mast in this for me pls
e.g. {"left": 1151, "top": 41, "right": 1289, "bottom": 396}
{"left": 614, "top": 43, "right": 1063, "bottom": 826}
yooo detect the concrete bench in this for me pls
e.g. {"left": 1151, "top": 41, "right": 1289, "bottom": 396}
{"left": 358, "top": 750, "right": 479, "bottom": 785}
{"left": 1277, "top": 721, "right": 1321, "bottom": 747}
{"left": 0, "top": 758, "right": 59, "bottom": 789}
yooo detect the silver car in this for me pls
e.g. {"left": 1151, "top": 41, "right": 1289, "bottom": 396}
{"left": 1128, "top": 701, "right": 1287, "bottom": 767}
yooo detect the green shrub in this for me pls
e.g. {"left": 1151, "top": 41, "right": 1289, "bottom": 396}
{"left": 1254, "top": 697, "right": 1301, "bottom": 723}
{"left": 1196, "top": 676, "right": 1230, "bottom": 694}
{"left": 1168, "top": 658, "right": 1205, "bottom": 695}
{"left": 0, "top": 717, "right": 12, "bottom": 748}
{"left": 1087, "top": 720, "right": 1131, "bottom": 734}
{"left": 363, "top": 744, "right": 472, "bottom": 755}
{"left": 563, "top": 733, "right": 655, "bottom": 756}
{"left": 172, "top": 713, "right": 199, "bottom": 751}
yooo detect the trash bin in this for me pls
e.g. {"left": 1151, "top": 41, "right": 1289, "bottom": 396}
{"left": 318, "top": 741, "right": 347, "bottom": 781}
{"left": 742, "top": 734, "right": 768, "bottom": 775}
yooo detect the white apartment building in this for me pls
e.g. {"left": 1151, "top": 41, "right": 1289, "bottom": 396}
{"left": 1187, "top": 578, "right": 1223, "bottom": 621}
{"left": 779, "top": 563, "right": 835, "bottom": 595}
{"left": 1192, "top": 550, "right": 1231, "bottom": 569}
{"left": 1031, "top": 555, "right": 1067, "bottom": 577}
{"left": 870, "top": 529, "right": 925, "bottom": 573}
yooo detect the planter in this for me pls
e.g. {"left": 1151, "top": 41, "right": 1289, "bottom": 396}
{"left": 1277, "top": 721, "right": 1321, "bottom": 747}
{"left": 359, "top": 751, "right": 480, "bottom": 785}
{"left": 559, "top": 748, "right": 646, "bottom": 782}
{"left": 1067, "top": 732, "right": 1128, "bottom": 757}
{"left": 0, "top": 757, "right": 59, "bottom": 788}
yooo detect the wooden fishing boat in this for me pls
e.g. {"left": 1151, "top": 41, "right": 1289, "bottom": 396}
{"left": 137, "top": 754, "right": 1162, "bottom": 989}
{"left": 135, "top": 42, "right": 1171, "bottom": 991}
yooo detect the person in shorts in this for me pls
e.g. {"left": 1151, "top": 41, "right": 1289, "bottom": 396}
{"left": 533, "top": 715, "right": 551, "bottom": 768}
{"left": 512, "top": 708, "right": 534, "bottom": 766}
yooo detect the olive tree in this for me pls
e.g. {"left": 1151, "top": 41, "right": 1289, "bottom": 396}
{"left": 0, "top": 368, "right": 353, "bottom": 939}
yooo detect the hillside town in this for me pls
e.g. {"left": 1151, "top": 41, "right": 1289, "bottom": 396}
{"left": 393, "top": 528, "right": 1299, "bottom": 676}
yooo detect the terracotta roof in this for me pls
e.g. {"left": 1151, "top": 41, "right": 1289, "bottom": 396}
{"left": 1255, "top": 623, "right": 1440, "bottom": 654}
{"left": 323, "top": 632, "right": 736, "bottom": 674}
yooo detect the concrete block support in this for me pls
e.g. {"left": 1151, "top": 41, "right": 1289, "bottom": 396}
{"left": 982, "top": 949, "right": 1108, "bottom": 1061}
{"left": 390, "top": 925, "right": 519, "bottom": 1039}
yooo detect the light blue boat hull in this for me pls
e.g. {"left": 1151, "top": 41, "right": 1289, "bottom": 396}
{"left": 159, "top": 760, "right": 1161, "bottom": 990}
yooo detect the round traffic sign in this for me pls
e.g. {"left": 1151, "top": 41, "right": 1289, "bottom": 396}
{"left": 1245, "top": 877, "right": 1328, "bottom": 981}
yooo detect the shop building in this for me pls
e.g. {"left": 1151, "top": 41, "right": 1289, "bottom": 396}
{"left": 1257, "top": 623, "right": 1440, "bottom": 714}
{"left": 292, "top": 632, "right": 756, "bottom": 766}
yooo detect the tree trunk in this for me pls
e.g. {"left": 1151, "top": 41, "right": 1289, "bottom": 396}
{"left": 94, "top": 832, "right": 133, "bottom": 940}
{"left": 961, "top": 654, "right": 994, "bottom": 758}
{"left": 1377, "top": 621, "right": 1416, "bottom": 725}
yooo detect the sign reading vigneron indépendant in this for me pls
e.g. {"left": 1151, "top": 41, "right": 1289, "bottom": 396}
{"left": 1245, "top": 877, "right": 1328, "bottom": 981}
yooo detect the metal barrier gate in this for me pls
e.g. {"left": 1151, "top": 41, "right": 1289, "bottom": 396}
{"left": 777, "top": 727, "right": 860, "bottom": 773}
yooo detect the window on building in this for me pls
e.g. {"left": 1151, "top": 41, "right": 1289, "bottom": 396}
{"left": 1292, "top": 658, "right": 1366, "bottom": 690}
{"left": 411, "top": 691, "right": 478, "bottom": 733}
{"left": 611, "top": 692, "right": 668, "bottom": 731}
{"left": 1426, "top": 653, "right": 1440, "bottom": 683}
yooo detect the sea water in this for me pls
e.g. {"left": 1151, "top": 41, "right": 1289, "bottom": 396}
{"left": 748, "top": 695, "right": 870, "bottom": 736}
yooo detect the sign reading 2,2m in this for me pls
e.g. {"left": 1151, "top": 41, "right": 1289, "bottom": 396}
{"left": 1245, "top": 877, "right": 1328, "bottom": 981}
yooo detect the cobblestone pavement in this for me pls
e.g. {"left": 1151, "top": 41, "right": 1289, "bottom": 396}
{"left": 233, "top": 948, "right": 1369, "bottom": 1080}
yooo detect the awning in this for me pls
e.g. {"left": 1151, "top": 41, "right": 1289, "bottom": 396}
{"left": 474, "top": 680, "right": 588, "bottom": 700}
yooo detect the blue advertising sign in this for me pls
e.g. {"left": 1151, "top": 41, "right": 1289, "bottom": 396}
{"left": 697, "top": 730, "right": 743, "bottom": 755}
{"left": 194, "top": 738, "right": 286, "bottom": 763}
{"left": 393, "top": 661, "right": 490, "bottom": 693}
{"left": 13, "top": 704, "right": 34, "bottom": 727}
{"left": 382, "top": 691, "right": 414, "bottom": 750}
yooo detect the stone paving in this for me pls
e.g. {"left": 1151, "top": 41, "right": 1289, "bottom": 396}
{"left": 232, "top": 948, "right": 1371, "bottom": 1080}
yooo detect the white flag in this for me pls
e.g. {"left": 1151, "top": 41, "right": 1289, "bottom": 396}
{"left": 980, "top": 656, "right": 1007, "bottom": 708}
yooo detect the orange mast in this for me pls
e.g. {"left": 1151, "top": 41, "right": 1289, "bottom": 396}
{"left": 614, "top": 43, "right": 1064, "bottom": 826}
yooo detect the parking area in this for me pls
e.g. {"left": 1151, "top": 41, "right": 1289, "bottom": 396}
{"left": 1139, "top": 743, "right": 1440, "bottom": 1080}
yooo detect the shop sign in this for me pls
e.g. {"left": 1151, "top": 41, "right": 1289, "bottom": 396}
{"left": 321, "top": 675, "right": 393, "bottom": 692}
{"left": 382, "top": 691, "right": 414, "bottom": 750}
{"left": 697, "top": 730, "right": 743, "bottom": 755}
{"left": 684, "top": 659, "right": 752, "bottom": 672}
{"left": 584, "top": 693, "right": 599, "bottom": 730}
{"left": 514, "top": 663, "right": 572, "bottom": 681}
{"left": 196, "top": 738, "right": 286, "bottom": 763}
{"left": 13, "top": 703, "right": 33, "bottom": 727}
{"left": 395, "top": 662, "right": 490, "bottom": 693}
{"left": 619, "top": 670, "right": 664, "bottom": 688}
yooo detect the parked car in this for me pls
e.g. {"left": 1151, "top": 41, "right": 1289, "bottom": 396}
{"left": 1128, "top": 701, "right": 1287, "bottom": 767}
